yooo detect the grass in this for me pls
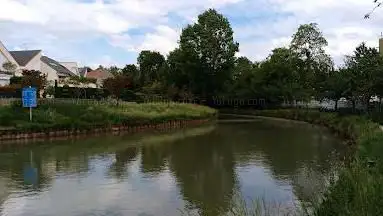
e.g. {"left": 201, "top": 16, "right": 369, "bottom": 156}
{"left": 223, "top": 108, "right": 383, "bottom": 216}
{"left": 179, "top": 193, "right": 306, "bottom": 216}
{"left": 0, "top": 99, "right": 217, "bottom": 133}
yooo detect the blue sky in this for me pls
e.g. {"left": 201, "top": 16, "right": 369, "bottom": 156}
{"left": 1, "top": 0, "right": 382, "bottom": 68}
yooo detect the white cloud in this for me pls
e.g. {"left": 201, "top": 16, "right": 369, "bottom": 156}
{"left": 0, "top": 0, "right": 382, "bottom": 66}
{"left": 234, "top": 0, "right": 383, "bottom": 65}
{"left": 137, "top": 25, "right": 180, "bottom": 54}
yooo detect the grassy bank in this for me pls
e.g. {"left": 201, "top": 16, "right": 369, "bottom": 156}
{"left": 0, "top": 100, "right": 217, "bottom": 133}
{"left": 224, "top": 109, "right": 383, "bottom": 215}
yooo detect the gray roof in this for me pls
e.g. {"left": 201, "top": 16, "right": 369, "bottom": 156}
{"left": 9, "top": 50, "right": 41, "bottom": 66}
{"left": 41, "top": 56, "right": 76, "bottom": 77}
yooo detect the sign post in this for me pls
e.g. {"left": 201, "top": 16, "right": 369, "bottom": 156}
{"left": 22, "top": 86, "right": 37, "bottom": 122}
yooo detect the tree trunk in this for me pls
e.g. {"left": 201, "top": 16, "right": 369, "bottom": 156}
{"left": 352, "top": 99, "right": 356, "bottom": 114}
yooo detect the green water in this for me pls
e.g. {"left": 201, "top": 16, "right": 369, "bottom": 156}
{"left": 0, "top": 117, "right": 345, "bottom": 216}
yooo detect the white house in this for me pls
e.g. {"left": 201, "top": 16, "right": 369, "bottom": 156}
{"left": 0, "top": 40, "right": 83, "bottom": 87}
{"left": 9, "top": 50, "right": 42, "bottom": 76}
{"left": 0, "top": 41, "right": 19, "bottom": 86}
{"left": 60, "top": 62, "right": 80, "bottom": 76}
{"left": 41, "top": 56, "right": 77, "bottom": 86}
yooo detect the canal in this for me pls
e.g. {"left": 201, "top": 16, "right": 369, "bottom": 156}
{"left": 0, "top": 117, "right": 346, "bottom": 216}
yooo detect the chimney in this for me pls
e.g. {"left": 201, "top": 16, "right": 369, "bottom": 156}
{"left": 380, "top": 33, "right": 383, "bottom": 56}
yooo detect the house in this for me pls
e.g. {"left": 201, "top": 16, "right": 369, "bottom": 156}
{"left": 9, "top": 50, "right": 42, "bottom": 76}
{"left": 0, "top": 40, "right": 83, "bottom": 87}
{"left": 41, "top": 56, "right": 77, "bottom": 86}
{"left": 86, "top": 68, "right": 113, "bottom": 87}
{"left": 60, "top": 62, "right": 80, "bottom": 76}
{"left": 0, "top": 41, "right": 20, "bottom": 86}
{"left": 0, "top": 41, "right": 19, "bottom": 72}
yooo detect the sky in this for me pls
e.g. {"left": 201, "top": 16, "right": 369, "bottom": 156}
{"left": 0, "top": 0, "right": 382, "bottom": 68}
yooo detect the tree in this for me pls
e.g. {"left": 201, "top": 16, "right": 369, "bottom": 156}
{"left": 103, "top": 74, "right": 131, "bottom": 102}
{"left": 137, "top": 50, "right": 166, "bottom": 86}
{"left": 2, "top": 62, "right": 17, "bottom": 74}
{"left": 344, "top": 42, "right": 382, "bottom": 112}
{"left": 179, "top": 9, "right": 239, "bottom": 98}
{"left": 21, "top": 70, "right": 47, "bottom": 97}
{"left": 290, "top": 23, "right": 333, "bottom": 99}
{"left": 325, "top": 69, "right": 349, "bottom": 110}
{"left": 229, "top": 57, "right": 257, "bottom": 98}
{"left": 108, "top": 66, "right": 120, "bottom": 76}
{"left": 291, "top": 23, "right": 328, "bottom": 61}
{"left": 258, "top": 47, "right": 306, "bottom": 105}
{"left": 121, "top": 64, "right": 141, "bottom": 90}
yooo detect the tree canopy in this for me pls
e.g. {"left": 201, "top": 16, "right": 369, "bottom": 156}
{"left": 67, "top": 8, "right": 383, "bottom": 111}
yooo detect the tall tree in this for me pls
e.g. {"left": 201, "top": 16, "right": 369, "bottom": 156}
{"left": 229, "top": 57, "right": 257, "bottom": 98}
{"left": 290, "top": 23, "right": 333, "bottom": 99}
{"left": 179, "top": 9, "right": 239, "bottom": 98}
{"left": 137, "top": 50, "right": 166, "bottom": 86}
{"left": 258, "top": 47, "right": 305, "bottom": 104}
{"left": 345, "top": 42, "right": 382, "bottom": 111}
{"left": 325, "top": 69, "right": 349, "bottom": 110}
{"left": 121, "top": 64, "right": 140, "bottom": 89}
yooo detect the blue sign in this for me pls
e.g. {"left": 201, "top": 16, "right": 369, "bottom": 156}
{"left": 22, "top": 87, "right": 37, "bottom": 108}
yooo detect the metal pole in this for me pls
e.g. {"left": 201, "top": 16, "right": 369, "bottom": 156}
{"left": 30, "top": 106, "right": 32, "bottom": 122}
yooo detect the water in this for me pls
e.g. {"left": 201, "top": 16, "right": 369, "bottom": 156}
{"left": 0, "top": 118, "right": 345, "bottom": 216}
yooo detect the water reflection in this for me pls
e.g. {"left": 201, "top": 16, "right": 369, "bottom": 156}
{"left": 0, "top": 119, "right": 345, "bottom": 216}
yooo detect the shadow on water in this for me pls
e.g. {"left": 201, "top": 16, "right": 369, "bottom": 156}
{"left": 0, "top": 117, "right": 346, "bottom": 216}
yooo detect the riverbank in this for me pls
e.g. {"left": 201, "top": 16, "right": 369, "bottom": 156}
{"left": 0, "top": 100, "right": 217, "bottom": 142}
{"left": 221, "top": 108, "right": 383, "bottom": 215}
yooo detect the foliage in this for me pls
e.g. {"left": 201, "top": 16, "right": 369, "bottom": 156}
{"left": 20, "top": 70, "right": 47, "bottom": 96}
{"left": 2, "top": 61, "right": 17, "bottom": 74}
{"left": 178, "top": 9, "right": 239, "bottom": 98}
{"left": 53, "top": 9, "right": 383, "bottom": 113}
{"left": 121, "top": 64, "right": 140, "bottom": 90}
{"left": 103, "top": 74, "right": 132, "bottom": 99}
{"left": 45, "top": 86, "right": 55, "bottom": 97}
{"left": 68, "top": 76, "right": 97, "bottom": 84}
{"left": 137, "top": 50, "right": 166, "bottom": 86}
{"left": 107, "top": 66, "right": 121, "bottom": 76}
{"left": 344, "top": 43, "right": 383, "bottom": 109}
{"left": 290, "top": 23, "right": 333, "bottom": 100}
